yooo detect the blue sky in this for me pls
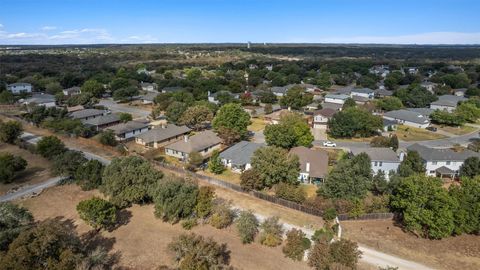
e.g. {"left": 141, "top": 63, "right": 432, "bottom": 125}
{"left": 0, "top": 0, "right": 479, "bottom": 44}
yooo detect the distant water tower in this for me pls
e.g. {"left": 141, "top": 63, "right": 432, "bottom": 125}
{"left": 247, "top": 41, "right": 251, "bottom": 49}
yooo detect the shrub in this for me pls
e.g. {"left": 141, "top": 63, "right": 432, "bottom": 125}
{"left": 275, "top": 183, "right": 306, "bottom": 203}
{"left": 0, "top": 153, "right": 27, "bottom": 184}
{"left": 196, "top": 186, "right": 215, "bottom": 219}
{"left": 52, "top": 150, "right": 87, "bottom": 178}
{"left": 0, "top": 120, "right": 22, "bottom": 144}
{"left": 282, "top": 228, "right": 311, "bottom": 261}
{"left": 322, "top": 207, "right": 338, "bottom": 223}
{"left": 235, "top": 210, "right": 259, "bottom": 244}
{"left": 36, "top": 136, "right": 66, "bottom": 159}
{"left": 98, "top": 130, "right": 117, "bottom": 146}
{"left": 259, "top": 216, "right": 283, "bottom": 247}
{"left": 240, "top": 169, "right": 264, "bottom": 191}
{"left": 208, "top": 150, "right": 225, "bottom": 174}
{"left": 181, "top": 218, "right": 198, "bottom": 230}
{"left": 76, "top": 197, "right": 117, "bottom": 230}
{"left": 168, "top": 233, "right": 230, "bottom": 270}
{"left": 209, "top": 203, "right": 234, "bottom": 229}
{"left": 312, "top": 226, "right": 335, "bottom": 243}
{"left": 154, "top": 179, "right": 199, "bottom": 223}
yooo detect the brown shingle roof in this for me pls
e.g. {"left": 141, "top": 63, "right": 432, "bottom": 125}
{"left": 290, "top": 146, "right": 329, "bottom": 179}
{"left": 165, "top": 130, "right": 222, "bottom": 153}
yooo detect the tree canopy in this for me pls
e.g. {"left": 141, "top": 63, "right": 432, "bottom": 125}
{"left": 212, "top": 103, "right": 251, "bottom": 140}
{"left": 264, "top": 112, "right": 314, "bottom": 148}
{"left": 251, "top": 146, "right": 300, "bottom": 188}
{"left": 328, "top": 107, "right": 382, "bottom": 138}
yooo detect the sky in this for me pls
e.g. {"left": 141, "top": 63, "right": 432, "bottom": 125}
{"left": 0, "top": 0, "right": 479, "bottom": 45}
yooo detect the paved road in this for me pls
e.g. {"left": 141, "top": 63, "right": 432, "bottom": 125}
{"left": 99, "top": 99, "right": 151, "bottom": 119}
{"left": 0, "top": 176, "right": 66, "bottom": 202}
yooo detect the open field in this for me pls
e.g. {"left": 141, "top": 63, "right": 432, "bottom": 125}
{"left": 0, "top": 143, "right": 54, "bottom": 196}
{"left": 342, "top": 219, "right": 480, "bottom": 270}
{"left": 16, "top": 184, "right": 311, "bottom": 270}
{"left": 394, "top": 125, "right": 446, "bottom": 141}
{"left": 434, "top": 124, "right": 477, "bottom": 135}
{"left": 248, "top": 117, "right": 267, "bottom": 132}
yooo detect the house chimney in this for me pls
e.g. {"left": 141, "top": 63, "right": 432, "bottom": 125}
{"left": 306, "top": 162, "right": 310, "bottom": 173}
{"left": 184, "top": 135, "right": 189, "bottom": 142}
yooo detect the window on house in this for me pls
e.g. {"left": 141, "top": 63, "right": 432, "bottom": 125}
{"left": 446, "top": 161, "right": 451, "bottom": 165}
{"left": 430, "top": 170, "right": 435, "bottom": 174}
{"left": 379, "top": 162, "right": 383, "bottom": 167}
{"left": 432, "top": 161, "right": 437, "bottom": 165}
{"left": 374, "top": 161, "right": 378, "bottom": 166}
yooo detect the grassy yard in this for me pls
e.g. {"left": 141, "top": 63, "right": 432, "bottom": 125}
{"left": 435, "top": 125, "right": 477, "bottom": 135}
{"left": 301, "top": 184, "right": 318, "bottom": 199}
{"left": 394, "top": 125, "right": 446, "bottom": 141}
{"left": 248, "top": 117, "right": 267, "bottom": 132}
{"left": 198, "top": 168, "right": 242, "bottom": 185}
{"left": 327, "top": 135, "right": 374, "bottom": 143}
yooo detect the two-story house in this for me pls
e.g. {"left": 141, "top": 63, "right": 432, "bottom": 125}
{"left": 312, "top": 108, "right": 336, "bottom": 129}
{"left": 7, "top": 83, "right": 32, "bottom": 94}
{"left": 350, "top": 147, "right": 401, "bottom": 180}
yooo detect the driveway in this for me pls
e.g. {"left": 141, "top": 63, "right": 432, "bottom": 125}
{"left": 99, "top": 98, "right": 151, "bottom": 119}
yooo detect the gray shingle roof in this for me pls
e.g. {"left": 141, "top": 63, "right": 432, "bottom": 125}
{"left": 135, "top": 124, "right": 191, "bottom": 144}
{"left": 165, "top": 130, "right": 222, "bottom": 153}
{"left": 219, "top": 141, "right": 264, "bottom": 166}
{"left": 271, "top": 86, "right": 289, "bottom": 94}
{"left": 24, "top": 93, "right": 55, "bottom": 104}
{"left": 350, "top": 147, "right": 400, "bottom": 162}
{"left": 351, "top": 88, "right": 374, "bottom": 94}
{"left": 408, "top": 144, "right": 480, "bottom": 161}
{"left": 325, "top": 94, "right": 350, "bottom": 100}
{"left": 8, "top": 82, "right": 31, "bottom": 87}
{"left": 374, "top": 89, "right": 393, "bottom": 96}
{"left": 406, "top": 108, "right": 434, "bottom": 117}
{"left": 430, "top": 95, "right": 467, "bottom": 107}
{"left": 290, "top": 146, "right": 329, "bottom": 178}
{"left": 107, "top": 121, "right": 149, "bottom": 135}
{"left": 141, "top": 92, "right": 158, "bottom": 102}
{"left": 70, "top": 109, "right": 105, "bottom": 119}
{"left": 82, "top": 114, "right": 120, "bottom": 126}
{"left": 384, "top": 109, "right": 430, "bottom": 125}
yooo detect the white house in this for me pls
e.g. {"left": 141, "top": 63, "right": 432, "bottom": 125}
{"left": 408, "top": 144, "right": 480, "bottom": 178}
{"left": 107, "top": 120, "right": 150, "bottom": 141}
{"left": 62, "top": 86, "right": 81, "bottom": 96}
{"left": 135, "top": 124, "right": 191, "bottom": 149}
{"left": 219, "top": 141, "right": 264, "bottom": 173}
{"left": 430, "top": 95, "right": 467, "bottom": 113}
{"left": 324, "top": 94, "right": 349, "bottom": 105}
{"left": 7, "top": 83, "right": 32, "bottom": 94}
{"left": 383, "top": 109, "right": 430, "bottom": 129}
{"left": 350, "top": 147, "right": 401, "bottom": 180}
{"left": 313, "top": 108, "right": 336, "bottom": 129}
{"left": 207, "top": 91, "right": 239, "bottom": 104}
{"left": 140, "top": 82, "right": 158, "bottom": 92}
{"left": 350, "top": 88, "right": 374, "bottom": 100}
{"left": 165, "top": 130, "right": 222, "bottom": 161}
{"left": 21, "top": 93, "right": 56, "bottom": 108}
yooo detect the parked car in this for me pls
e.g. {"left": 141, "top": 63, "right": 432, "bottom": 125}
{"left": 426, "top": 126, "right": 437, "bottom": 132}
{"left": 323, "top": 141, "right": 337, "bottom": 147}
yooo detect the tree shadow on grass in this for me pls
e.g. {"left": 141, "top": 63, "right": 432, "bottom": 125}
{"left": 108, "top": 209, "right": 133, "bottom": 232}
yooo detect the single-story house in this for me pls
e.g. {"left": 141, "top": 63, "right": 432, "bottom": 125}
{"left": 207, "top": 91, "right": 239, "bottom": 104}
{"left": 135, "top": 124, "right": 191, "bottom": 149}
{"left": 324, "top": 94, "right": 349, "bottom": 105}
{"left": 313, "top": 108, "right": 336, "bottom": 129}
{"left": 82, "top": 114, "right": 121, "bottom": 131}
{"left": 321, "top": 102, "right": 343, "bottom": 111}
{"left": 383, "top": 109, "right": 430, "bottom": 129}
{"left": 420, "top": 82, "right": 437, "bottom": 93}
{"left": 69, "top": 109, "right": 106, "bottom": 121}
{"left": 453, "top": 88, "right": 467, "bottom": 97}
{"left": 352, "top": 95, "right": 370, "bottom": 105}
{"left": 264, "top": 109, "right": 292, "bottom": 125}
{"left": 219, "top": 141, "right": 264, "bottom": 172}
{"left": 107, "top": 120, "right": 150, "bottom": 141}
{"left": 408, "top": 143, "right": 480, "bottom": 178}
{"left": 62, "top": 86, "right": 81, "bottom": 96}
{"left": 140, "top": 82, "right": 158, "bottom": 92}
{"left": 161, "top": 86, "right": 184, "bottom": 93}
{"left": 383, "top": 119, "right": 398, "bottom": 132}
{"left": 350, "top": 147, "right": 401, "bottom": 179}
{"left": 406, "top": 107, "right": 434, "bottom": 117}
{"left": 351, "top": 88, "right": 375, "bottom": 100}
{"left": 289, "top": 146, "right": 329, "bottom": 184}
{"left": 140, "top": 92, "right": 158, "bottom": 104}
{"left": 430, "top": 95, "right": 467, "bottom": 112}
{"left": 21, "top": 93, "right": 56, "bottom": 108}
{"left": 270, "top": 86, "right": 289, "bottom": 97}
{"left": 374, "top": 89, "right": 393, "bottom": 98}
{"left": 164, "top": 130, "right": 222, "bottom": 161}
{"left": 7, "top": 83, "right": 32, "bottom": 94}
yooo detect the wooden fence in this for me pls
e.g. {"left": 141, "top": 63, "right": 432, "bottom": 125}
{"left": 153, "top": 161, "right": 393, "bottom": 221}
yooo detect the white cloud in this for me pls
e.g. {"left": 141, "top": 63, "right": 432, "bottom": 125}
{"left": 41, "top": 26, "right": 57, "bottom": 31}
{"left": 313, "top": 32, "right": 480, "bottom": 45}
{"left": 0, "top": 24, "right": 4, "bottom": 28}
{"left": 125, "top": 35, "right": 158, "bottom": 43}
{"left": 0, "top": 26, "right": 115, "bottom": 44}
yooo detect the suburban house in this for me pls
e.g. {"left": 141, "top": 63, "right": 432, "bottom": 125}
{"left": 219, "top": 141, "right": 264, "bottom": 172}
{"left": 324, "top": 94, "right": 349, "bottom": 105}
{"left": 164, "top": 130, "right": 222, "bottom": 161}
{"left": 82, "top": 114, "right": 121, "bottom": 131}
{"left": 207, "top": 91, "right": 239, "bottom": 104}
{"left": 62, "top": 86, "right": 81, "bottom": 96}
{"left": 383, "top": 109, "right": 430, "bottom": 128}
{"left": 270, "top": 86, "right": 289, "bottom": 97}
{"left": 350, "top": 88, "right": 375, "bottom": 100}
{"left": 420, "top": 81, "right": 437, "bottom": 93}
{"left": 140, "top": 82, "right": 158, "bottom": 92}
{"left": 406, "top": 107, "right": 434, "bottom": 117}
{"left": 430, "top": 95, "right": 467, "bottom": 112}
{"left": 289, "top": 146, "right": 329, "bottom": 184}
{"left": 135, "top": 124, "right": 191, "bottom": 149}
{"left": 70, "top": 109, "right": 106, "bottom": 121}
{"left": 264, "top": 109, "right": 292, "bottom": 125}
{"left": 369, "top": 65, "right": 390, "bottom": 78}
{"left": 407, "top": 67, "right": 419, "bottom": 74}
{"left": 383, "top": 119, "right": 398, "bottom": 132}
{"left": 313, "top": 108, "right": 336, "bottom": 129}
{"left": 21, "top": 93, "right": 56, "bottom": 108}
{"left": 107, "top": 120, "right": 150, "bottom": 141}
{"left": 298, "top": 83, "right": 319, "bottom": 92}
{"left": 7, "top": 83, "right": 32, "bottom": 94}
{"left": 140, "top": 92, "right": 158, "bottom": 104}
{"left": 374, "top": 89, "right": 393, "bottom": 98}
{"left": 67, "top": 105, "right": 85, "bottom": 113}
{"left": 321, "top": 102, "right": 343, "bottom": 111}
{"left": 453, "top": 88, "right": 467, "bottom": 97}
{"left": 408, "top": 143, "right": 480, "bottom": 178}
{"left": 350, "top": 147, "right": 401, "bottom": 179}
